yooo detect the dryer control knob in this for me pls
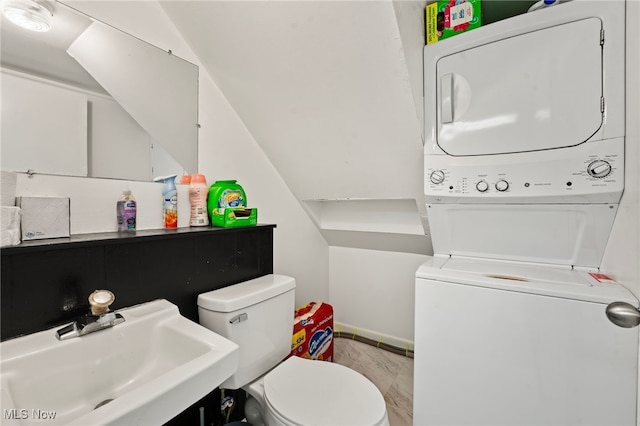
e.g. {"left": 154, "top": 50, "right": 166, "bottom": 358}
{"left": 476, "top": 180, "right": 489, "bottom": 193}
{"left": 587, "top": 160, "right": 612, "bottom": 178}
{"left": 430, "top": 170, "right": 446, "bottom": 184}
{"left": 495, "top": 179, "right": 509, "bottom": 192}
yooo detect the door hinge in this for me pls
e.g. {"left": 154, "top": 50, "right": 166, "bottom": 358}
{"left": 600, "top": 29, "right": 605, "bottom": 46}
{"left": 601, "top": 96, "right": 605, "bottom": 113}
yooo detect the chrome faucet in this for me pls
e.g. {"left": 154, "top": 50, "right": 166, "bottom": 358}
{"left": 55, "top": 290, "right": 125, "bottom": 340}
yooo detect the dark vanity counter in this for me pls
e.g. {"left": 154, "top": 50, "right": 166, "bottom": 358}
{"left": 1, "top": 225, "right": 274, "bottom": 252}
{"left": 1, "top": 225, "right": 276, "bottom": 341}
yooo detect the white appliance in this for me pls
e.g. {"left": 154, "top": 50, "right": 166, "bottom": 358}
{"left": 415, "top": 1, "right": 639, "bottom": 425}
{"left": 197, "top": 274, "right": 389, "bottom": 426}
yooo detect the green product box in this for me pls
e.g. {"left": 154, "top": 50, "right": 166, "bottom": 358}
{"left": 426, "top": 0, "right": 482, "bottom": 45}
{"left": 211, "top": 207, "right": 258, "bottom": 228}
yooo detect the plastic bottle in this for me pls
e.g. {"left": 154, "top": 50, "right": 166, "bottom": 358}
{"left": 153, "top": 174, "right": 178, "bottom": 228}
{"left": 189, "top": 174, "right": 209, "bottom": 227}
{"left": 207, "top": 180, "right": 248, "bottom": 226}
{"left": 178, "top": 174, "right": 191, "bottom": 186}
{"left": 116, "top": 190, "right": 136, "bottom": 232}
{"left": 527, "top": 0, "right": 572, "bottom": 12}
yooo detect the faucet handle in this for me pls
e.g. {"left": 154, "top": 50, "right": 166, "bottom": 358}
{"left": 89, "top": 290, "right": 116, "bottom": 316}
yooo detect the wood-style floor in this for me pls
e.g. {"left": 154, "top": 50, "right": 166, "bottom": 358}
{"left": 333, "top": 337, "right": 414, "bottom": 426}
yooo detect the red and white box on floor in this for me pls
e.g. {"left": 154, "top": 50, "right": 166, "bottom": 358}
{"left": 290, "top": 302, "right": 334, "bottom": 362}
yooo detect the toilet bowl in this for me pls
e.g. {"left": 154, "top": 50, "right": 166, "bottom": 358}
{"left": 197, "top": 274, "right": 389, "bottom": 426}
{"left": 251, "top": 356, "right": 388, "bottom": 426}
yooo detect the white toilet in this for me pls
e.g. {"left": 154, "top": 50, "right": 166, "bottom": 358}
{"left": 197, "top": 274, "right": 390, "bottom": 426}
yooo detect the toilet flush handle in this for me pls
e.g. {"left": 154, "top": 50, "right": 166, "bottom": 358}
{"left": 229, "top": 313, "right": 248, "bottom": 324}
{"left": 606, "top": 302, "right": 640, "bottom": 328}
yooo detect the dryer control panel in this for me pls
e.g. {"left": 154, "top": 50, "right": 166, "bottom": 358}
{"left": 425, "top": 138, "right": 624, "bottom": 204}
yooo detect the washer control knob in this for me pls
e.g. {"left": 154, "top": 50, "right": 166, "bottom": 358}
{"left": 495, "top": 179, "right": 509, "bottom": 192}
{"left": 587, "top": 160, "right": 612, "bottom": 178}
{"left": 476, "top": 180, "right": 489, "bottom": 193}
{"left": 430, "top": 170, "right": 446, "bottom": 184}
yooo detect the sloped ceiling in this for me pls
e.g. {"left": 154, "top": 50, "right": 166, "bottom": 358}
{"left": 161, "top": 0, "right": 425, "bottom": 200}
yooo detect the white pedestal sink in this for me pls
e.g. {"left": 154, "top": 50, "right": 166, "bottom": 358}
{"left": 0, "top": 299, "right": 239, "bottom": 425}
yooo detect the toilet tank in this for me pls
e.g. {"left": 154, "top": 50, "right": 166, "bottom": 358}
{"left": 197, "top": 274, "right": 296, "bottom": 390}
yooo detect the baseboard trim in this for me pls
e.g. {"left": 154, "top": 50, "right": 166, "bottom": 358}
{"left": 334, "top": 321, "right": 414, "bottom": 356}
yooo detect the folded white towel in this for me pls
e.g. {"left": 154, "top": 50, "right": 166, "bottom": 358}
{"left": 1, "top": 206, "right": 21, "bottom": 246}
{"left": 0, "top": 171, "right": 17, "bottom": 206}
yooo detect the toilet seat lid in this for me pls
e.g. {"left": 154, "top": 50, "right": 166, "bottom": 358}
{"left": 264, "top": 356, "right": 387, "bottom": 426}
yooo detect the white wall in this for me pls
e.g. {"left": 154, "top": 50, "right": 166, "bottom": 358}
{"left": 392, "top": 0, "right": 427, "bottom": 139}
{"left": 330, "top": 246, "right": 428, "bottom": 346}
{"left": 10, "top": 0, "right": 329, "bottom": 306}
{"left": 161, "top": 1, "right": 424, "bottom": 204}
{"left": 196, "top": 70, "right": 330, "bottom": 305}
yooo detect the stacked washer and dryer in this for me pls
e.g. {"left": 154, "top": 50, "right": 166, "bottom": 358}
{"left": 414, "top": 1, "right": 639, "bottom": 425}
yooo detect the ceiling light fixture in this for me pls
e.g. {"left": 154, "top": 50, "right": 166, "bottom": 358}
{"left": 1, "top": 0, "right": 53, "bottom": 32}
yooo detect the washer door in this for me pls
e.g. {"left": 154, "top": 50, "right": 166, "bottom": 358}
{"left": 413, "top": 276, "right": 639, "bottom": 426}
{"left": 264, "top": 357, "right": 387, "bottom": 426}
{"left": 436, "top": 18, "right": 603, "bottom": 156}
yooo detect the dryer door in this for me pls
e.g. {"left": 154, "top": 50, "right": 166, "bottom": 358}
{"left": 436, "top": 18, "right": 603, "bottom": 156}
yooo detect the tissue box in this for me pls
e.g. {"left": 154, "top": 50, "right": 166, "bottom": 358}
{"left": 211, "top": 207, "right": 257, "bottom": 228}
{"left": 17, "top": 197, "right": 70, "bottom": 240}
{"left": 290, "top": 302, "right": 334, "bottom": 362}
{"left": 426, "top": 0, "right": 482, "bottom": 45}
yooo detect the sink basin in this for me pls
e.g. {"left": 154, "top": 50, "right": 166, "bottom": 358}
{"left": 0, "top": 299, "right": 239, "bottom": 425}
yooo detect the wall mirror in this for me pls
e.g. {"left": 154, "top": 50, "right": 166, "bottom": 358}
{"left": 0, "top": 0, "right": 198, "bottom": 181}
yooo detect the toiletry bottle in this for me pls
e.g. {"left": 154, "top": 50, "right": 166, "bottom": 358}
{"left": 178, "top": 174, "right": 191, "bottom": 186}
{"left": 207, "top": 180, "right": 247, "bottom": 223}
{"left": 528, "top": 0, "right": 571, "bottom": 12}
{"left": 154, "top": 174, "right": 178, "bottom": 228}
{"left": 117, "top": 190, "right": 136, "bottom": 232}
{"left": 189, "top": 174, "right": 209, "bottom": 226}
